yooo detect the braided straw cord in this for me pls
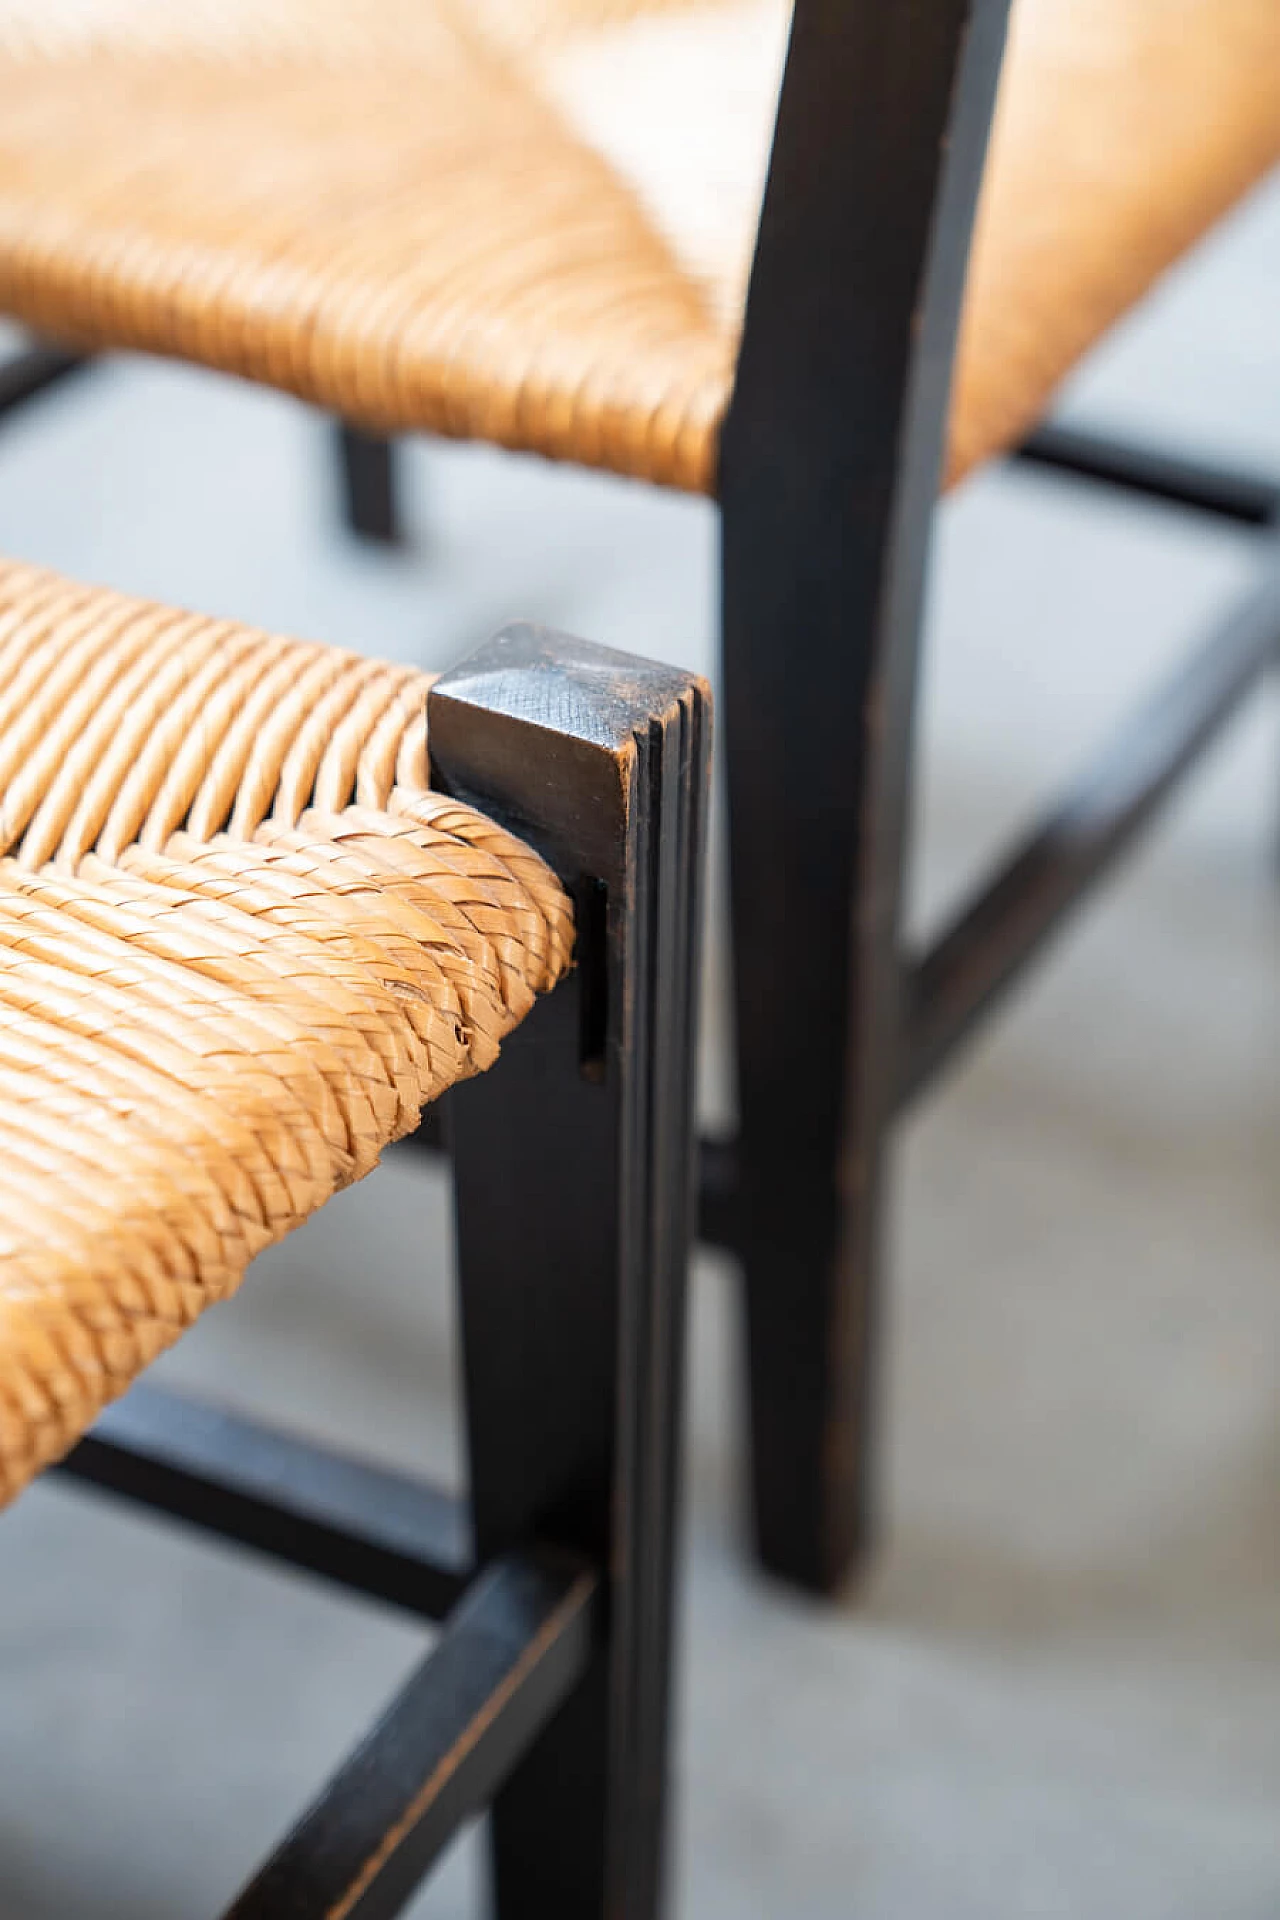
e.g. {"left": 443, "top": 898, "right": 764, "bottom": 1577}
{"left": 0, "top": 558, "right": 573, "bottom": 1505}
{"left": 0, "top": 0, "right": 1276, "bottom": 494}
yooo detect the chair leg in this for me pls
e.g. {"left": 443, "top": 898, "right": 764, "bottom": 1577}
{"left": 431, "top": 629, "right": 709, "bottom": 1919}
{"left": 739, "top": 1159, "right": 890, "bottom": 1603}
{"left": 714, "top": 0, "right": 1011, "bottom": 1597}
{"left": 334, "top": 421, "right": 402, "bottom": 544}
{"left": 721, "top": 601, "right": 904, "bottom": 1597}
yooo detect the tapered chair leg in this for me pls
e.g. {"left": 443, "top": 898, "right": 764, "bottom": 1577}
{"left": 431, "top": 628, "right": 710, "bottom": 1919}
{"left": 335, "top": 421, "right": 402, "bottom": 544}
{"left": 722, "top": 604, "right": 901, "bottom": 1596}
{"left": 717, "top": 0, "right": 1013, "bottom": 1594}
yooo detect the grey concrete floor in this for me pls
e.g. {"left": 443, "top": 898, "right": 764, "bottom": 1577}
{"left": 0, "top": 174, "right": 1277, "bottom": 1918}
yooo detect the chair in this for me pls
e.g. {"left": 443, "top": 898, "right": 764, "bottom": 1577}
{"left": 0, "top": 0, "right": 1275, "bottom": 1595}
{"left": 0, "top": 556, "right": 710, "bottom": 1919}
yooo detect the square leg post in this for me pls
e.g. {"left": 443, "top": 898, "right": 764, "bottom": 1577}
{"left": 0, "top": 343, "right": 90, "bottom": 418}
{"left": 429, "top": 628, "right": 710, "bottom": 1919}
{"left": 335, "top": 422, "right": 402, "bottom": 545}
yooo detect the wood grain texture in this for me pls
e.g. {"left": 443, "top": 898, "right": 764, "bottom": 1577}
{"left": 720, "top": 0, "right": 1012, "bottom": 1593}
{"left": 434, "top": 623, "right": 709, "bottom": 1918}
{"left": 224, "top": 1553, "right": 599, "bottom": 1920}
{"left": 721, "top": 0, "right": 1278, "bottom": 1595}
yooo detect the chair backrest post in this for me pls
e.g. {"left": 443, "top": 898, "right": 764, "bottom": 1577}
{"left": 717, "top": 0, "right": 1013, "bottom": 1583}
{"left": 721, "top": 0, "right": 1013, "bottom": 904}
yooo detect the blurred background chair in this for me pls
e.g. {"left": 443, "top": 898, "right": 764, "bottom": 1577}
{"left": 0, "top": 564, "right": 709, "bottom": 1918}
{"left": 0, "top": 0, "right": 1274, "bottom": 1602}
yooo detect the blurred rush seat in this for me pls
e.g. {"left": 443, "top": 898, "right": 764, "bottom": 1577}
{"left": 0, "top": 0, "right": 1270, "bottom": 491}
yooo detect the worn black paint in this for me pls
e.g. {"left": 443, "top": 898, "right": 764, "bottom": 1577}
{"left": 225, "top": 1554, "right": 598, "bottom": 1920}
{"left": 719, "top": 0, "right": 1013, "bottom": 1593}
{"left": 432, "top": 623, "right": 709, "bottom": 1920}
{"left": 54, "top": 1382, "right": 472, "bottom": 1621}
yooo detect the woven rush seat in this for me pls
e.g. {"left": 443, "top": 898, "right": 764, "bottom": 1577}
{"left": 0, "top": 1, "right": 1274, "bottom": 493}
{"left": 0, "top": 558, "right": 573, "bottom": 1505}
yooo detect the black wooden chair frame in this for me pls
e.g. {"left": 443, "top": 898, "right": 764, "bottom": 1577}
{"left": 3, "top": 0, "right": 1277, "bottom": 1605}
{"left": 332, "top": 7, "right": 1280, "bottom": 1598}
{"left": 30, "top": 625, "right": 710, "bottom": 1920}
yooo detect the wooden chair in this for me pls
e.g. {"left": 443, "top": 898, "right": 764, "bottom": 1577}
{"left": 0, "top": 559, "right": 709, "bottom": 1920}
{"left": 0, "top": 0, "right": 1275, "bottom": 1596}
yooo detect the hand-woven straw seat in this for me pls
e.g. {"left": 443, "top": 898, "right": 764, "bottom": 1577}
{"left": 0, "top": 0, "right": 1274, "bottom": 493}
{"left": 0, "top": 558, "right": 572, "bottom": 1506}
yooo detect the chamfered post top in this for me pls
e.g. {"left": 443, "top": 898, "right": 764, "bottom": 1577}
{"left": 428, "top": 623, "right": 709, "bottom": 883}
{"left": 431, "top": 623, "right": 701, "bottom": 755}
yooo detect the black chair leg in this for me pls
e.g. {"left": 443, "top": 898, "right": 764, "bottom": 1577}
{"left": 716, "top": 0, "right": 1010, "bottom": 1596}
{"left": 335, "top": 421, "right": 402, "bottom": 544}
{"left": 721, "top": 594, "right": 901, "bottom": 1598}
{"left": 432, "top": 628, "right": 709, "bottom": 1919}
